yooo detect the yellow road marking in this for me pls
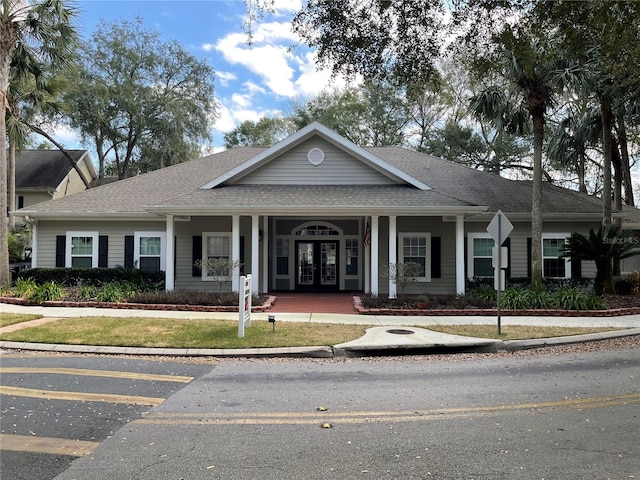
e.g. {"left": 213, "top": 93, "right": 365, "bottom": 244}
{"left": 0, "top": 386, "right": 164, "bottom": 406}
{"left": 0, "top": 434, "right": 99, "bottom": 457}
{"left": 134, "top": 392, "right": 640, "bottom": 426}
{"left": 0, "top": 367, "right": 193, "bottom": 383}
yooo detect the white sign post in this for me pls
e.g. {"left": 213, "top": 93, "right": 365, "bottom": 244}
{"left": 486, "top": 211, "right": 513, "bottom": 335}
{"left": 238, "top": 274, "right": 252, "bottom": 338}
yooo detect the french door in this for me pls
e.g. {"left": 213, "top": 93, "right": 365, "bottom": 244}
{"left": 295, "top": 240, "right": 339, "bottom": 291}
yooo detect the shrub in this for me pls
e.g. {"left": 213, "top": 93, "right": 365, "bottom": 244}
{"left": 627, "top": 271, "right": 640, "bottom": 294}
{"left": 80, "top": 284, "right": 99, "bottom": 299}
{"left": 552, "top": 287, "right": 590, "bottom": 310}
{"left": 470, "top": 285, "right": 496, "bottom": 302}
{"left": 17, "top": 267, "right": 165, "bottom": 290}
{"left": 584, "top": 294, "right": 604, "bottom": 310}
{"left": 28, "top": 281, "right": 66, "bottom": 303}
{"left": 614, "top": 278, "right": 634, "bottom": 296}
{"left": 97, "top": 282, "right": 127, "bottom": 302}
{"left": 14, "top": 277, "right": 37, "bottom": 298}
{"left": 500, "top": 287, "right": 530, "bottom": 310}
{"left": 525, "top": 288, "right": 553, "bottom": 309}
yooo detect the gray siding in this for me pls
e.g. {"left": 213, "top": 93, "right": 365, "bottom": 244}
{"left": 237, "top": 138, "right": 398, "bottom": 185}
{"left": 465, "top": 220, "right": 598, "bottom": 279}
{"left": 36, "top": 220, "right": 166, "bottom": 268}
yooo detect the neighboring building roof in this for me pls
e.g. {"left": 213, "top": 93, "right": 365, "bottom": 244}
{"left": 15, "top": 124, "right": 640, "bottom": 224}
{"left": 15, "top": 149, "right": 96, "bottom": 191}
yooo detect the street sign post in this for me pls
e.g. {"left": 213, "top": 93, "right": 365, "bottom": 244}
{"left": 486, "top": 211, "right": 513, "bottom": 334}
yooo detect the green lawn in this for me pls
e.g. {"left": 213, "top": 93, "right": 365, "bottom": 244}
{"left": 0, "top": 313, "right": 42, "bottom": 328}
{"left": 0, "top": 313, "right": 621, "bottom": 348}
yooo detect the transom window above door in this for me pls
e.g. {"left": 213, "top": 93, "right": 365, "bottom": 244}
{"left": 295, "top": 225, "right": 339, "bottom": 236}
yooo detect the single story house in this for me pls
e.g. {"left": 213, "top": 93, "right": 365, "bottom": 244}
{"left": 14, "top": 149, "right": 98, "bottom": 212}
{"left": 14, "top": 122, "right": 640, "bottom": 296}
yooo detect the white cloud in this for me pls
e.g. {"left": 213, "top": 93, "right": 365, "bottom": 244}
{"left": 208, "top": 3, "right": 357, "bottom": 145}
{"left": 231, "top": 92, "right": 251, "bottom": 108}
{"left": 215, "top": 70, "right": 237, "bottom": 87}
{"left": 272, "top": 0, "right": 303, "bottom": 14}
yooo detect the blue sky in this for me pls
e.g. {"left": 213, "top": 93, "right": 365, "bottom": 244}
{"left": 64, "top": 0, "right": 349, "bottom": 150}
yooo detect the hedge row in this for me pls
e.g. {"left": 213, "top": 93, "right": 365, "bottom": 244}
{"left": 16, "top": 267, "right": 165, "bottom": 290}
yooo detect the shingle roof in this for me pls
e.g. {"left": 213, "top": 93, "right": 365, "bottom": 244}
{"left": 15, "top": 150, "right": 89, "bottom": 190}
{"left": 17, "top": 140, "right": 640, "bottom": 223}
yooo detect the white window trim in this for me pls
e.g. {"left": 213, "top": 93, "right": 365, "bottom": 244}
{"left": 274, "top": 237, "right": 290, "bottom": 278}
{"left": 467, "top": 232, "right": 495, "bottom": 280}
{"left": 542, "top": 233, "right": 571, "bottom": 278}
{"left": 201, "top": 232, "right": 232, "bottom": 281}
{"left": 134, "top": 231, "right": 166, "bottom": 271}
{"left": 398, "top": 232, "right": 431, "bottom": 282}
{"left": 345, "top": 237, "right": 360, "bottom": 277}
{"left": 66, "top": 231, "right": 99, "bottom": 268}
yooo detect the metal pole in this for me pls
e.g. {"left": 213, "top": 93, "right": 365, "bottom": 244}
{"left": 497, "top": 215, "right": 502, "bottom": 335}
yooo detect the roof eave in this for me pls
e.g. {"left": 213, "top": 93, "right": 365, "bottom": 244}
{"left": 146, "top": 205, "right": 489, "bottom": 216}
{"left": 13, "top": 211, "right": 164, "bottom": 221}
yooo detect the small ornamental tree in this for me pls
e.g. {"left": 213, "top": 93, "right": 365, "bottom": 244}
{"left": 194, "top": 258, "right": 242, "bottom": 295}
{"left": 562, "top": 226, "right": 639, "bottom": 296}
{"left": 381, "top": 262, "right": 423, "bottom": 301}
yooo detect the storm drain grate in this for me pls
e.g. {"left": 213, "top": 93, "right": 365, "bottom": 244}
{"left": 386, "top": 329, "right": 415, "bottom": 335}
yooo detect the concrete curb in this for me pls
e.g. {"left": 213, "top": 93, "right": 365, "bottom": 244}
{"left": 501, "top": 327, "right": 640, "bottom": 352}
{"left": 0, "top": 341, "right": 335, "bottom": 358}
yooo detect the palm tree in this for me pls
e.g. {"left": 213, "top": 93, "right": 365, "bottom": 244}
{"left": 562, "top": 226, "right": 639, "bottom": 296}
{"left": 0, "top": 0, "right": 77, "bottom": 285}
{"left": 470, "top": 31, "right": 581, "bottom": 290}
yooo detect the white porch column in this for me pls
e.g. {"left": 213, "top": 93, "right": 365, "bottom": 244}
{"left": 371, "top": 215, "right": 379, "bottom": 297}
{"left": 364, "top": 217, "right": 370, "bottom": 294}
{"left": 456, "top": 214, "right": 465, "bottom": 296}
{"left": 30, "top": 221, "right": 38, "bottom": 268}
{"left": 231, "top": 214, "right": 240, "bottom": 292}
{"left": 262, "top": 216, "right": 269, "bottom": 294}
{"left": 388, "top": 215, "right": 397, "bottom": 299}
{"left": 251, "top": 215, "right": 260, "bottom": 295}
{"left": 165, "top": 215, "right": 175, "bottom": 291}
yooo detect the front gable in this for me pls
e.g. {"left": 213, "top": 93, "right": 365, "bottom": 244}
{"left": 201, "top": 122, "right": 430, "bottom": 190}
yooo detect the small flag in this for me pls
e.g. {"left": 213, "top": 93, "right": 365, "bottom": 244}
{"left": 363, "top": 220, "right": 370, "bottom": 247}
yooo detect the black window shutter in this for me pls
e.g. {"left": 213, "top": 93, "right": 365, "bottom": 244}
{"left": 55, "top": 235, "right": 66, "bottom": 267}
{"left": 18, "top": 196, "right": 24, "bottom": 209}
{"left": 571, "top": 257, "right": 582, "bottom": 278}
{"left": 98, "top": 236, "right": 108, "bottom": 268}
{"left": 240, "top": 236, "right": 245, "bottom": 275}
{"left": 527, "top": 237, "right": 532, "bottom": 278}
{"left": 192, "top": 236, "right": 202, "bottom": 276}
{"left": 124, "top": 235, "right": 134, "bottom": 269}
{"left": 503, "top": 237, "right": 511, "bottom": 279}
{"left": 431, "top": 236, "right": 441, "bottom": 278}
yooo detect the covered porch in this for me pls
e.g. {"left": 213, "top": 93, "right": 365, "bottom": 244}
{"left": 162, "top": 213, "right": 473, "bottom": 298}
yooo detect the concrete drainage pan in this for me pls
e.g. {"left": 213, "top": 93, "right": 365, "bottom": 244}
{"left": 334, "top": 326, "right": 502, "bottom": 354}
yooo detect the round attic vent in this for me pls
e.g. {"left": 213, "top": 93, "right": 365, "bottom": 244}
{"left": 307, "top": 147, "right": 325, "bottom": 166}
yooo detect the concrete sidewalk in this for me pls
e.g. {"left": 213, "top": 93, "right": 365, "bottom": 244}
{"left": 1, "top": 302, "right": 639, "bottom": 357}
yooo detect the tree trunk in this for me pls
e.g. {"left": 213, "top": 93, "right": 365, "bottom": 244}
{"left": 0, "top": 46, "right": 13, "bottom": 286}
{"left": 614, "top": 109, "right": 634, "bottom": 206}
{"left": 26, "top": 123, "right": 93, "bottom": 189}
{"left": 530, "top": 110, "right": 544, "bottom": 290}
{"left": 600, "top": 95, "right": 613, "bottom": 228}
{"left": 577, "top": 157, "right": 587, "bottom": 193}
{"left": 8, "top": 140, "right": 15, "bottom": 229}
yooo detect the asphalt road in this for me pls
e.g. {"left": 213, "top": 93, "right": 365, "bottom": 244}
{"left": 1, "top": 346, "right": 639, "bottom": 480}
{"left": 0, "top": 354, "right": 213, "bottom": 480}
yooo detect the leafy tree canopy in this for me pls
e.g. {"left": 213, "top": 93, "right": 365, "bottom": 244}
{"left": 64, "top": 18, "right": 218, "bottom": 179}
